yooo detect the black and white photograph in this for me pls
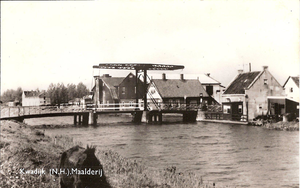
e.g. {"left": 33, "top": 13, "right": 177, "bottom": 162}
{"left": 1, "top": 0, "right": 299, "bottom": 187}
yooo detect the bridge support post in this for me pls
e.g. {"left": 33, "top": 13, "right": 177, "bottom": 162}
{"left": 74, "top": 115, "right": 77, "bottom": 125}
{"left": 88, "top": 112, "right": 93, "bottom": 125}
{"left": 159, "top": 113, "right": 162, "bottom": 123}
{"left": 146, "top": 111, "right": 162, "bottom": 124}
{"left": 83, "top": 114, "right": 89, "bottom": 125}
{"left": 93, "top": 113, "right": 98, "bottom": 125}
{"left": 88, "top": 111, "right": 98, "bottom": 125}
{"left": 78, "top": 115, "right": 82, "bottom": 125}
{"left": 132, "top": 111, "right": 143, "bottom": 123}
{"left": 183, "top": 111, "right": 197, "bottom": 122}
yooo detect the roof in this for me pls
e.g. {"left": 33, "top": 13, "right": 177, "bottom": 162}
{"left": 267, "top": 96, "right": 299, "bottom": 103}
{"left": 152, "top": 79, "right": 209, "bottom": 98}
{"left": 23, "top": 91, "right": 46, "bottom": 98}
{"left": 283, "top": 76, "right": 299, "bottom": 88}
{"left": 148, "top": 73, "right": 221, "bottom": 84}
{"left": 223, "top": 71, "right": 261, "bottom": 94}
{"left": 292, "top": 76, "right": 299, "bottom": 87}
{"left": 102, "top": 77, "right": 124, "bottom": 89}
{"left": 102, "top": 77, "right": 124, "bottom": 100}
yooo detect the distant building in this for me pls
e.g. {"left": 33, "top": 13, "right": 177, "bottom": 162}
{"left": 222, "top": 66, "right": 285, "bottom": 121}
{"left": 283, "top": 76, "right": 299, "bottom": 102}
{"left": 81, "top": 94, "right": 93, "bottom": 109}
{"left": 8, "top": 100, "right": 20, "bottom": 107}
{"left": 148, "top": 73, "right": 210, "bottom": 110}
{"left": 22, "top": 91, "right": 51, "bottom": 106}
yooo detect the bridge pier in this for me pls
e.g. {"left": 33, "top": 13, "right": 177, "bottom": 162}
{"left": 74, "top": 114, "right": 89, "bottom": 125}
{"left": 78, "top": 115, "right": 82, "bottom": 125}
{"left": 132, "top": 111, "right": 143, "bottom": 123}
{"left": 88, "top": 112, "right": 98, "bottom": 125}
{"left": 82, "top": 114, "right": 89, "bottom": 125}
{"left": 146, "top": 111, "right": 162, "bottom": 124}
{"left": 74, "top": 115, "right": 77, "bottom": 125}
{"left": 182, "top": 111, "right": 198, "bottom": 122}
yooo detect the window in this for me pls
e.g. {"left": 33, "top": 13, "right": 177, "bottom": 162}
{"left": 264, "top": 79, "right": 268, "bottom": 85}
{"left": 238, "top": 105, "right": 243, "bottom": 113}
{"left": 206, "top": 86, "right": 213, "bottom": 96}
{"left": 223, "top": 105, "right": 231, "bottom": 114}
{"left": 122, "top": 87, "right": 125, "bottom": 94}
{"left": 290, "top": 87, "right": 293, "bottom": 92}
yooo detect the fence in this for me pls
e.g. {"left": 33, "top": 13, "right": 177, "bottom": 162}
{"left": 0, "top": 106, "right": 85, "bottom": 118}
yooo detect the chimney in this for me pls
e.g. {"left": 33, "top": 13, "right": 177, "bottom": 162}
{"left": 249, "top": 63, "right": 251, "bottom": 72}
{"left": 206, "top": 73, "right": 210, "bottom": 77}
{"left": 94, "top": 75, "right": 100, "bottom": 80}
{"left": 238, "top": 69, "right": 243, "bottom": 74}
{"left": 102, "top": 74, "right": 111, "bottom": 78}
{"left": 162, "top": 73, "right": 166, "bottom": 80}
{"left": 263, "top": 66, "right": 268, "bottom": 71}
{"left": 180, "top": 74, "right": 184, "bottom": 80}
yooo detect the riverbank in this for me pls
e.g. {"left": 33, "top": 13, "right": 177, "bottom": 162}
{"left": 262, "top": 121, "right": 299, "bottom": 131}
{"left": 0, "top": 120, "right": 224, "bottom": 188}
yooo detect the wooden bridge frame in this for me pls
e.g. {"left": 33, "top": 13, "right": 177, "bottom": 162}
{"left": 0, "top": 105, "right": 198, "bottom": 125}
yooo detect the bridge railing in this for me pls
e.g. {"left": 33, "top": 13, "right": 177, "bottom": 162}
{"left": 87, "top": 103, "right": 144, "bottom": 111}
{"left": 0, "top": 105, "right": 86, "bottom": 118}
{"left": 87, "top": 102, "right": 201, "bottom": 112}
{"left": 1, "top": 101, "right": 202, "bottom": 118}
{"left": 148, "top": 102, "right": 201, "bottom": 111}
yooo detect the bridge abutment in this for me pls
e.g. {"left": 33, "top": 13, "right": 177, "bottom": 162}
{"left": 132, "top": 111, "right": 143, "bottom": 123}
{"left": 146, "top": 111, "right": 162, "bottom": 124}
{"left": 182, "top": 111, "right": 198, "bottom": 122}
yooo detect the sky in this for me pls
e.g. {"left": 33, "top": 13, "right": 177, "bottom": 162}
{"left": 1, "top": 0, "right": 299, "bottom": 93}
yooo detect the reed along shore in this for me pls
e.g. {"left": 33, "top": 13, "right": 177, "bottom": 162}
{"left": 0, "top": 120, "right": 225, "bottom": 188}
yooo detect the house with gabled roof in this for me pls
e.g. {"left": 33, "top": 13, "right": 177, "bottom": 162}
{"left": 22, "top": 90, "right": 51, "bottom": 106}
{"left": 265, "top": 76, "right": 300, "bottom": 120}
{"left": 283, "top": 76, "right": 299, "bottom": 102}
{"left": 148, "top": 73, "right": 225, "bottom": 104}
{"left": 92, "top": 73, "right": 144, "bottom": 108}
{"left": 92, "top": 74, "right": 124, "bottom": 106}
{"left": 222, "top": 66, "right": 285, "bottom": 121}
{"left": 196, "top": 73, "right": 226, "bottom": 104}
{"left": 147, "top": 74, "right": 211, "bottom": 110}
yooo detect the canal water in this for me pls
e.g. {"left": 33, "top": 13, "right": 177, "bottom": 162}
{"left": 26, "top": 116, "right": 299, "bottom": 187}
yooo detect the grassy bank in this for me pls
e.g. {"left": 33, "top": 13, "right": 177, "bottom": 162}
{"left": 0, "top": 120, "right": 226, "bottom": 188}
{"left": 262, "top": 121, "right": 299, "bottom": 131}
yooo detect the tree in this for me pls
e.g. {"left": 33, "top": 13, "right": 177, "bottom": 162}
{"left": 77, "top": 82, "right": 89, "bottom": 98}
{"left": 67, "top": 83, "right": 77, "bottom": 100}
{"left": 46, "top": 82, "right": 90, "bottom": 106}
{"left": 47, "top": 83, "right": 56, "bottom": 105}
{"left": 0, "top": 87, "right": 23, "bottom": 103}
